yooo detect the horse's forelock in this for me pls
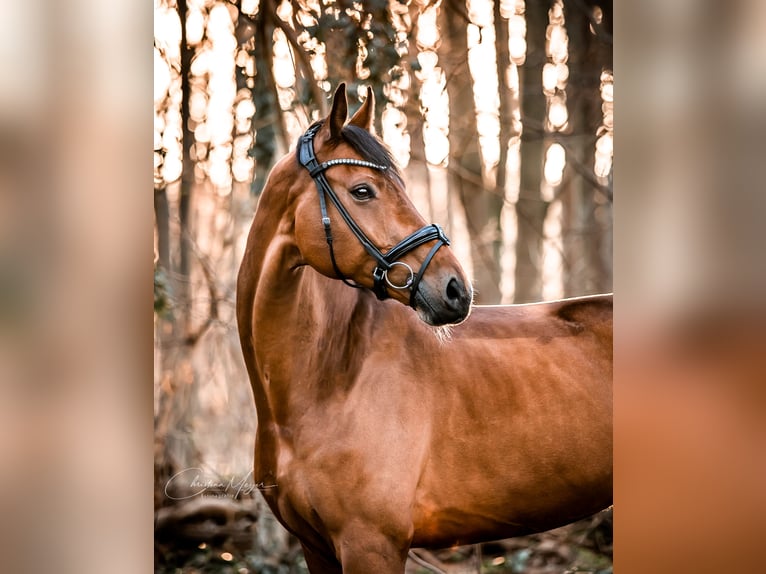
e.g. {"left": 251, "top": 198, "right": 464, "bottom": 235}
{"left": 339, "top": 125, "right": 399, "bottom": 174}
{"left": 296, "top": 121, "right": 402, "bottom": 183}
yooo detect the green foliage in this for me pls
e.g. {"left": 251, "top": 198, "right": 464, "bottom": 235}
{"left": 0, "top": 255, "right": 31, "bottom": 329}
{"left": 154, "top": 265, "right": 172, "bottom": 316}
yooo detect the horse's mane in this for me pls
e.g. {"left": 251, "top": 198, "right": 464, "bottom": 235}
{"left": 299, "top": 120, "right": 403, "bottom": 183}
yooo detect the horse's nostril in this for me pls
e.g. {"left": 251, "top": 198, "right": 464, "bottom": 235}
{"left": 446, "top": 277, "right": 462, "bottom": 303}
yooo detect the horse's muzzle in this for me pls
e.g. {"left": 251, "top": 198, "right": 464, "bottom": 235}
{"left": 413, "top": 274, "right": 472, "bottom": 326}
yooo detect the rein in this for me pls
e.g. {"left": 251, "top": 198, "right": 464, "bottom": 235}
{"left": 297, "top": 123, "right": 450, "bottom": 307}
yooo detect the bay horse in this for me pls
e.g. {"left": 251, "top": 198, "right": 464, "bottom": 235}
{"left": 236, "top": 84, "right": 612, "bottom": 573}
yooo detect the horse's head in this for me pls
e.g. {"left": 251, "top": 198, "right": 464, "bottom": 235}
{"left": 285, "top": 84, "right": 472, "bottom": 326}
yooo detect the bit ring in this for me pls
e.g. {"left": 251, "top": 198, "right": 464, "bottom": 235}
{"left": 383, "top": 261, "right": 414, "bottom": 290}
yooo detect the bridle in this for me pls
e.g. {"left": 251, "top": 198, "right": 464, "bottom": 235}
{"left": 297, "top": 122, "right": 450, "bottom": 307}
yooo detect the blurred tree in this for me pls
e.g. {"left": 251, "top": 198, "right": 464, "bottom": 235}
{"left": 154, "top": 1, "right": 202, "bottom": 492}
{"left": 154, "top": 0, "right": 226, "bottom": 509}
{"left": 154, "top": 168, "right": 171, "bottom": 275}
{"left": 249, "top": 0, "right": 288, "bottom": 196}
{"left": 514, "top": 0, "right": 551, "bottom": 303}
{"left": 153, "top": 0, "right": 614, "bottom": 568}
{"left": 494, "top": 0, "right": 515, "bottom": 237}
{"left": 560, "top": 0, "right": 612, "bottom": 295}
{"left": 402, "top": 2, "right": 433, "bottom": 218}
{"left": 438, "top": 0, "right": 502, "bottom": 303}
{"left": 177, "top": 0, "right": 195, "bottom": 319}
{"left": 301, "top": 0, "right": 403, "bottom": 130}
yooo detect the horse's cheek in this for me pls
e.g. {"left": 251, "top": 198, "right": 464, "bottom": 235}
{"left": 293, "top": 208, "right": 328, "bottom": 271}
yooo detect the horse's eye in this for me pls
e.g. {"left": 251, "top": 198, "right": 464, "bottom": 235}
{"left": 349, "top": 185, "right": 374, "bottom": 201}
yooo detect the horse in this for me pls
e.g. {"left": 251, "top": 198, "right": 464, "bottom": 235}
{"left": 236, "top": 83, "right": 612, "bottom": 573}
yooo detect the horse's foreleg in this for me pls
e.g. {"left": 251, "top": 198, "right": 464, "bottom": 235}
{"left": 336, "top": 526, "right": 410, "bottom": 574}
{"left": 301, "top": 542, "right": 343, "bottom": 574}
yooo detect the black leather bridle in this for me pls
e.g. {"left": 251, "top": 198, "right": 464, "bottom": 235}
{"left": 297, "top": 122, "right": 450, "bottom": 307}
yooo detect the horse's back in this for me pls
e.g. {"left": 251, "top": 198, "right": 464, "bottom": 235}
{"left": 550, "top": 293, "right": 612, "bottom": 323}
{"left": 455, "top": 293, "right": 612, "bottom": 344}
{"left": 550, "top": 293, "right": 613, "bottom": 345}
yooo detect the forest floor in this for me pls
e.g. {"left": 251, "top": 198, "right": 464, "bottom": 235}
{"left": 155, "top": 494, "right": 612, "bottom": 574}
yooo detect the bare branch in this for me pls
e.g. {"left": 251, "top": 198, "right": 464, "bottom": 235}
{"left": 227, "top": 0, "right": 326, "bottom": 118}
{"left": 265, "top": 5, "right": 327, "bottom": 116}
{"left": 519, "top": 115, "right": 613, "bottom": 203}
{"left": 551, "top": 133, "right": 613, "bottom": 202}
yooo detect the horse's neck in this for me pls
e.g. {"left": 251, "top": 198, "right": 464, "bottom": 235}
{"left": 251, "top": 237, "right": 374, "bottom": 422}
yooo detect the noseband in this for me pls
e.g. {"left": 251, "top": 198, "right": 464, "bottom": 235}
{"left": 297, "top": 123, "right": 450, "bottom": 307}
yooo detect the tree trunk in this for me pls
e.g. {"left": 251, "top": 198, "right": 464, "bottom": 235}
{"left": 494, "top": 1, "right": 514, "bottom": 299}
{"left": 155, "top": 0, "right": 202, "bottom": 507}
{"left": 560, "top": 0, "right": 612, "bottom": 296}
{"left": 593, "top": 0, "right": 613, "bottom": 291}
{"left": 252, "top": 0, "right": 288, "bottom": 196}
{"left": 494, "top": 0, "right": 514, "bottom": 198}
{"left": 403, "top": 3, "right": 432, "bottom": 219}
{"left": 154, "top": 186, "right": 171, "bottom": 272}
{"left": 322, "top": 0, "right": 356, "bottom": 93}
{"left": 438, "top": 0, "right": 502, "bottom": 304}
{"left": 514, "top": 0, "right": 550, "bottom": 303}
{"left": 178, "top": 0, "right": 194, "bottom": 326}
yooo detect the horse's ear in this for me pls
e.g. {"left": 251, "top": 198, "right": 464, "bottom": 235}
{"left": 326, "top": 83, "right": 348, "bottom": 139}
{"left": 348, "top": 86, "right": 374, "bottom": 132}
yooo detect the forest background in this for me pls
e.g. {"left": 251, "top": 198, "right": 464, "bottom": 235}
{"left": 0, "top": 0, "right": 764, "bottom": 573}
{"left": 153, "top": 0, "right": 613, "bottom": 571}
